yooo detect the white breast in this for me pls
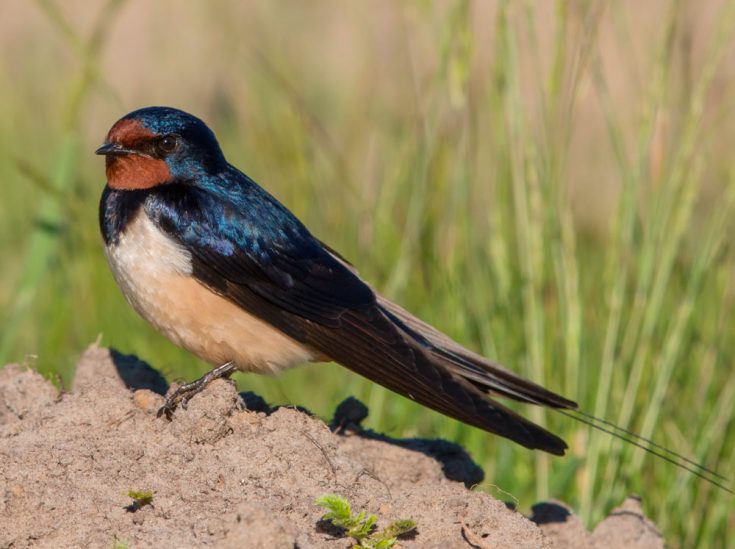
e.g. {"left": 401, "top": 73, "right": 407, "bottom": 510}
{"left": 105, "top": 212, "right": 314, "bottom": 374}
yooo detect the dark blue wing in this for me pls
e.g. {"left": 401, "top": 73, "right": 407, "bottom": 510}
{"left": 145, "top": 178, "right": 375, "bottom": 327}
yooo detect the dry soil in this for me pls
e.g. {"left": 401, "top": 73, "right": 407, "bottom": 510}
{"left": 0, "top": 344, "right": 664, "bottom": 548}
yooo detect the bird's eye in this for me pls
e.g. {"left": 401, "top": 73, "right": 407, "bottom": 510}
{"left": 156, "top": 134, "right": 179, "bottom": 156}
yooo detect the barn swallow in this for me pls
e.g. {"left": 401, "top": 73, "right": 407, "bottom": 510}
{"left": 96, "top": 106, "right": 579, "bottom": 455}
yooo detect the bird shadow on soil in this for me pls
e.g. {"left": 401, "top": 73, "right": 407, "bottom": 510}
{"left": 529, "top": 502, "right": 573, "bottom": 525}
{"left": 110, "top": 349, "right": 169, "bottom": 395}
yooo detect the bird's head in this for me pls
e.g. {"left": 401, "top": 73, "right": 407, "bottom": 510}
{"left": 96, "top": 106, "right": 226, "bottom": 190}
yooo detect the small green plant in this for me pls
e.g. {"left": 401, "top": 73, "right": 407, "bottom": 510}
{"left": 315, "top": 493, "right": 416, "bottom": 548}
{"left": 126, "top": 489, "right": 154, "bottom": 511}
{"left": 110, "top": 535, "right": 129, "bottom": 549}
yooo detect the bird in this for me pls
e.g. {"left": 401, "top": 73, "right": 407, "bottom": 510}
{"left": 94, "top": 106, "right": 735, "bottom": 482}
{"left": 96, "top": 106, "right": 576, "bottom": 455}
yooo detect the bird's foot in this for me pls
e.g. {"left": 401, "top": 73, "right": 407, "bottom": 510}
{"left": 157, "top": 361, "right": 237, "bottom": 419}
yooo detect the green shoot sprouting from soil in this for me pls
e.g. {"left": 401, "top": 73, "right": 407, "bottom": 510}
{"left": 315, "top": 493, "right": 416, "bottom": 548}
{"left": 126, "top": 490, "right": 154, "bottom": 511}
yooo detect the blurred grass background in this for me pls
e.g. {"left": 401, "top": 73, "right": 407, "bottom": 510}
{"left": 1, "top": 0, "right": 734, "bottom": 545}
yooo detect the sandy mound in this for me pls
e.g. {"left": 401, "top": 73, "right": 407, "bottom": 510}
{"left": 0, "top": 345, "right": 663, "bottom": 548}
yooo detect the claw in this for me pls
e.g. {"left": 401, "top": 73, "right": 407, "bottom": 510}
{"left": 156, "top": 361, "right": 237, "bottom": 419}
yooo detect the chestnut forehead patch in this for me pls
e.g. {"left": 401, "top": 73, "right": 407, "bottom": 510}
{"left": 107, "top": 118, "right": 155, "bottom": 147}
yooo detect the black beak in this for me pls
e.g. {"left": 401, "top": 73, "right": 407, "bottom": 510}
{"left": 95, "top": 143, "right": 135, "bottom": 156}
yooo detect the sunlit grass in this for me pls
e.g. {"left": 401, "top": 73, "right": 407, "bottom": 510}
{"left": 1, "top": 1, "right": 734, "bottom": 546}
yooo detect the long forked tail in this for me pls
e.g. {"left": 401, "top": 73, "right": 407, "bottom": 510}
{"left": 377, "top": 295, "right": 732, "bottom": 494}
{"left": 322, "top": 244, "right": 729, "bottom": 491}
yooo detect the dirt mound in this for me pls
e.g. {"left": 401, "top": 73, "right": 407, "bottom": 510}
{"left": 0, "top": 345, "right": 663, "bottom": 548}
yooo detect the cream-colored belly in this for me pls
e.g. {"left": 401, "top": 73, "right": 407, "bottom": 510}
{"left": 105, "top": 212, "right": 314, "bottom": 374}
